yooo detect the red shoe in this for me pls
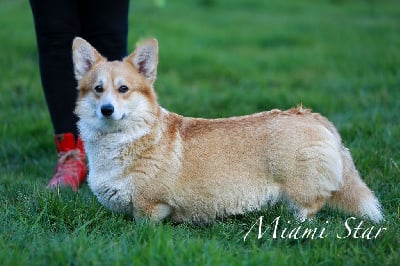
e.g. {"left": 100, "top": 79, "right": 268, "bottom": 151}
{"left": 47, "top": 133, "right": 87, "bottom": 191}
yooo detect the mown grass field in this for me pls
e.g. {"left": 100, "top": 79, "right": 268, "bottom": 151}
{"left": 0, "top": 0, "right": 399, "bottom": 265}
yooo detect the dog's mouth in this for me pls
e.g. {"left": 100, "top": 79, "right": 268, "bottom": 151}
{"left": 94, "top": 114, "right": 127, "bottom": 135}
{"left": 100, "top": 113, "right": 126, "bottom": 121}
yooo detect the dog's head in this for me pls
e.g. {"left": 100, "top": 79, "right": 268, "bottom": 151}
{"left": 72, "top": 37, "right": 159, "bottom": 138}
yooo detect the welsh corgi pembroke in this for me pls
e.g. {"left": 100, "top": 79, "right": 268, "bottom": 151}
{"left": 72, "top": 37, "right": 383, "bottom": 224}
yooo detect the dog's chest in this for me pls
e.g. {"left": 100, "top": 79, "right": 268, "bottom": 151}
{"left": 85, "top": 139, "right": 135, "bottom": 214}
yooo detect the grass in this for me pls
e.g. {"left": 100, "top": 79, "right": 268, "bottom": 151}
{"left": 0, "top": 0, "right": 399, "bottom": 265}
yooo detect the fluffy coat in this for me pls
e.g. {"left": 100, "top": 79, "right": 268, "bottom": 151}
{"left": 72, "top": 37, "right": 383, "bottom": 223}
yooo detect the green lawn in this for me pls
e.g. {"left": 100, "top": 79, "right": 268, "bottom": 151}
{"left": 0, "top": 0, "right": 399, "bottom": 265}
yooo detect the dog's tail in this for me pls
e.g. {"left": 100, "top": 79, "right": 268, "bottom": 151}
{"left": 328, "top": 147, "right": 383, "bottom": 223}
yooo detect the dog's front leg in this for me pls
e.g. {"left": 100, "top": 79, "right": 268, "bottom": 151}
{"left": 133, "top": 202, "right": 172, "bottom": 223}
{"left": 150, "top": 203, "right": 173, "bottom": 222}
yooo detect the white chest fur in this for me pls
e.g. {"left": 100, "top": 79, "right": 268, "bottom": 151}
{"left": 84, "top": 135, "right": 135, "bottom": 215}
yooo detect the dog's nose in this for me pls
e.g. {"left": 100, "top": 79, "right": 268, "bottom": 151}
{"left": 101, "top": 104, "right": 114, "bottom": 117}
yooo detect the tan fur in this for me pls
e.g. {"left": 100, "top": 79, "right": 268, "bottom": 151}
{"left": 72, "top": 37, "right": 383, "bottom": 223}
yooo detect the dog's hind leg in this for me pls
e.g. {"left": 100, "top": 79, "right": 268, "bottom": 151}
{"left": 282, "top": 140, "right": 344, "bottom": 222}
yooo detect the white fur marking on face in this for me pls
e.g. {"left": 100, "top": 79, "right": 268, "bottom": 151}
{"left": 95, "top": 73, "right": 108, "bottom": 89}
{"left": 114, "top": 77, "right": 126, "bottom": 88}
{"left": 97, "top": 89, "right": 126, "bottom": 121}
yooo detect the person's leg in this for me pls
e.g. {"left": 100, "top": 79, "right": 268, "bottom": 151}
{"left": 30, "top": 0, "right": 81, "bottom": 136}
{"left": 30, "top": 0, "right": 87, "bottom": 190}
{"left": 80, "top": 0, "right": 130, "bottom": 60}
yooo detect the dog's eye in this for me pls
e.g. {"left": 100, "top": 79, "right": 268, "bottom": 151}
{"left": 94, "top": 85, "right": 104, "bottom": 93}
{"left": 118, "top": 85, "right": 129, "bottom": 93}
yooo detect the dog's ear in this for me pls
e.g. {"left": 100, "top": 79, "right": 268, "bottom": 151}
{"left": 72, "top": 37, "right": 104, "bottom": 82}
{"left": 125, "top": 39, "right": 158, "bottom": 86}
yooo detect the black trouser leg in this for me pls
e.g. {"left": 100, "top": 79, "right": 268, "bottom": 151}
{"left": 29, "top": 0, "right": 129, "bottom": 137}
{"left": 30, "top": 0, "right": 81, "bottom": 136}
{"left": 80, "top": 0, "right": 130, "bottom": 61}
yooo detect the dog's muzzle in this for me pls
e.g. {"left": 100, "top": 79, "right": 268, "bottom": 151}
{"left": 101, "top": 104, "right": 114, "bottom": 117}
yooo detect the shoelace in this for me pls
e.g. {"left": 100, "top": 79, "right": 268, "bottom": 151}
{"left": 54, "top": 149, "right": 84, "bottom": 178}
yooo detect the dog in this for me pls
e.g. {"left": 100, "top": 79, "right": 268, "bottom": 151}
{"left": 72, "top": 37, "right": 383, "bottom": 224}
